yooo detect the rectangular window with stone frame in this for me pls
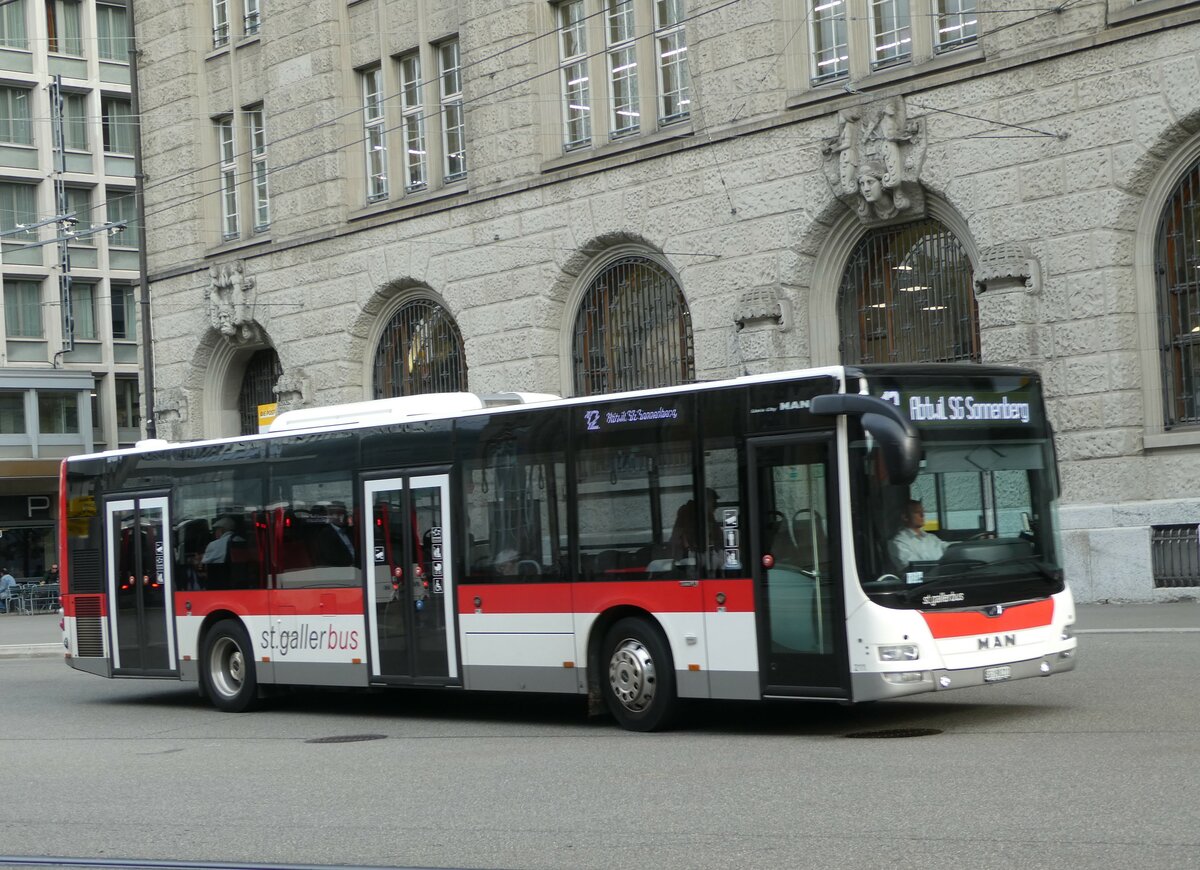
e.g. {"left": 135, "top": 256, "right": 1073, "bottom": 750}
{"left": 438, "top": 39, "right": 467, "bottom": 182}
{"left": 247, "top": 106, "right": 269, "bottom": 231}
{"left": 398, "top": 53, "right": 428, "bottom": 191}
{"left": 0, "top": 181, "right": 38, "bottom": 242}
{"left": 557, "top": 0, "right": 591, "bottom": 150}
{"left": 216, "top": 115, "right": 239, "bottom": 238}
{"left": 0, "top": 0, "right": 27, "bottom": 49}
{"left": 96, "top": 1, "right": 128, "bottom": 62}
{"left": 4, "top": 279, "right": 43, "bottom": 338}
{"left": 101, "top": 96, "right": 134, "bottom": 154}
{"left": 211, "top": 0, "right": 229, "bottom": 47}
{"left": 106, "top": 188, "right": 139, "bottom": 248}
{"left": 243, "top": 0, "right": 260, "bottom": 37}
{"left": 551, "top": 0, "right": 690, "bottom": 152}
{"left": 802, "top": 0, "right": 977, "bottom": 88}
{"left": 63, "top": 91, "right": 89, "bottom": 150}
{"left": 360, "top": 66, "right": 389, "bottom": 202}
{"left": 0, "top": 86, "right": 32, "bottom": 145}
{"left": 46, "top": 0, "right": 82, "bottom": 56}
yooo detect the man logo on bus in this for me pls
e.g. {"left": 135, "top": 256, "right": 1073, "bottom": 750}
{"left": 881, "top": 390, "right": 901, "bottom": 406}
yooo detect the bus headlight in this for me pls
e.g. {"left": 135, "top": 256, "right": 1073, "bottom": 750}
{"left": 878, "top": 644, "right": 919, "bottom": 662}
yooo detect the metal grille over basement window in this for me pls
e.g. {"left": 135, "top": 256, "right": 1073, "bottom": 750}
{"left": 837, "top": 218, "right": 979, "bottom": 364}
{"left": 1151, "top": 524, "right": 1200, "bottom": 588}
{"left": 1155, "top": 158, "right": 1200, "bottom": 428}
{"left": 373, "top": 298, "right": 467, "bottom": 399}
{"left": 237, "top": 348, "right": 282, "bottom": 436}
{"left": 572, "top": 255, "right": 695, "bottom": 397}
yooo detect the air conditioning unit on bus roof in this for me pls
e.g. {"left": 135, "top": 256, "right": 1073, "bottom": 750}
{"left": 267, "top": 391, "right": 560, "bottom": 433}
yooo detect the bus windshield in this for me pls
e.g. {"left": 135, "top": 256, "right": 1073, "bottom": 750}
{"left": 851, "top": 429, "right": 1065, "bottom": 610}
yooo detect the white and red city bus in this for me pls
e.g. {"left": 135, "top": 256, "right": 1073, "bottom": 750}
{"left": 58, "top": 365, "right": 1076, "bottom": 730}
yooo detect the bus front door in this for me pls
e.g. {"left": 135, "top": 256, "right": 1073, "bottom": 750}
{"left": 363, "top": 474, "right": 458, "bottom": 684}
{"left": 748, "top": 437, "right": 848, "bottom": 698}
{"left": 104, "top": 496, "right": 177, "bottom": 675}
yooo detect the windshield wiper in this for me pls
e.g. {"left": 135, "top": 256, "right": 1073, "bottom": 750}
{"left": 904, "top": 556, "right": 1061, "bottom": 600}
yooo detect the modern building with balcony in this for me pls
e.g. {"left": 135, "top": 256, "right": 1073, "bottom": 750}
{"left": 0, "top": 0, "right": 140, "bottom": 581}
{"left": 130, "top": 0, "right": 1200, "bottom": 600}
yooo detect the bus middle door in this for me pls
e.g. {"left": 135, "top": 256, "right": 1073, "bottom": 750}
{"left": 363, "top": 473, "right": 458, "bottom": 684}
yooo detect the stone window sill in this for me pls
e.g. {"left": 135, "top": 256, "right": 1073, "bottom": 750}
{"left": 1144, "top": 427, "right": 1200, "bottom": 450}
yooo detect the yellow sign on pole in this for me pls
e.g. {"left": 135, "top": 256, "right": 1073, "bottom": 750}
{"left": 257, "top": 402, "right": 278, "bottom": 434}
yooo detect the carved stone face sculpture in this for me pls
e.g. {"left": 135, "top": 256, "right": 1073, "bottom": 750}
{"left": 857, "top": 161, "right": 889, "bottom": 203}
{"left": 858, "top": 172, "right": 884, "bottom": 203}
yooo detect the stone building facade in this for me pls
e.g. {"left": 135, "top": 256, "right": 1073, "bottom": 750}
{"left": 132, "top": 0, "right": 1200, "bottom": 601}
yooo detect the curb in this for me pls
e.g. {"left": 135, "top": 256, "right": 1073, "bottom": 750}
{"left": 0, "top": 643, "right": 63, "bottom": 659}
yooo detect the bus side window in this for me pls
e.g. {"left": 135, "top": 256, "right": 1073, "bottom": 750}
{"left": 461, "top": 413, "right": 568, "bottom": 583}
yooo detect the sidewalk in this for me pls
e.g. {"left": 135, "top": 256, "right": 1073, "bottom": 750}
{"left": 2, "top": 602, "right": 1199, "bottom": 660}
{"left": 0, "top": 612, "right": 63, "bottom": 658}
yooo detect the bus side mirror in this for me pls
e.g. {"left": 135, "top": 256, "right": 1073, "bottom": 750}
{"left": 810, "top": 394, "right": 921, "bottom": 486}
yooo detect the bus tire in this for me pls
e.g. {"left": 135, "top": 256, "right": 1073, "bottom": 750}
{"left": 201, "top": 619, "right": 260, "bottom": 713}
{"left": 601, "top": 617, "right": 677, "bottom": 732}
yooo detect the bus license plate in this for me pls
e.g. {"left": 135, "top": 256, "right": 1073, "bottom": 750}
{"left": 984, "top": 666, "right": 1012, "bottom": 682}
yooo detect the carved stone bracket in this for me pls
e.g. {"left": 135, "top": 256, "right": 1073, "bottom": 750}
{"left": 153, "top": 387, "right": 190, "bottom": 441}
{"left": 206, "top": 260, "right": 262, "bottom": 345}
{"left": 274, "top": 369, "right": 310, "bottom": 412}
{"left": 734, "top": 285, "right": 793, "bottom": 332}
{"left": 821, "top": 96, "right": 927, "bottom": 225}
{"left": 974, "top": 243, "right": 1042, "bottom": 295}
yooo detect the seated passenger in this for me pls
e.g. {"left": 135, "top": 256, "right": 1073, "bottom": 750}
{"left": 888, "top": 500, "right": 949, "bottom": 569}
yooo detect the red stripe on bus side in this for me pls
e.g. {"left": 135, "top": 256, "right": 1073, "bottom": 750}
{"left": 457, "top": 578, "right": 756, "bottom": 614}
{"left": 921, "top": 598, "right": 1054, "bottom": 638}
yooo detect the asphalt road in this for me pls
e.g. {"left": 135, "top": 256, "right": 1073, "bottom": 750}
{"left": 0, "top": 605, "right": 1198, "bottom": 869}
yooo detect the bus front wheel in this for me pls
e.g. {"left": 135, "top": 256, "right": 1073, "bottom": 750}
{"left": 201, "top": 619, "right": 260, "bottom": 713}
{"left": 601, "top": 617, "right": 677, "bottom": 732}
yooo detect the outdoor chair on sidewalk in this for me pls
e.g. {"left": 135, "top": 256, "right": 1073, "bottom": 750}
{"left": 1, "top": 587, "right": 28, "bottom": 615}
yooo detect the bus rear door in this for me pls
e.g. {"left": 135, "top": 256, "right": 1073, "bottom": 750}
{"left": 747, "top": 436, "right": 848, "bottom": 698}
{"left": 104, "top": 495, "right": 177, "bottom": 675}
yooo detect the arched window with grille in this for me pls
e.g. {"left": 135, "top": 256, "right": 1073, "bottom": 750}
{"left": 1156, "top": 158, "right": 1200, "bottom": 428}
{"left": 571, "top": 255, "right": 695, "bottom": 396}
{"left": 373, "top": 297, "right": 467, "bottom": 399}
{"left": 237, "top": 348, "right": 282, "bottom": 436}
{"left": 837, "top": 218, "right": 979, "bottom": 364}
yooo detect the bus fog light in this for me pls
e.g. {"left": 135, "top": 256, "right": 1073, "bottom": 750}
{"left": 938, "top": 676, "right": 951, "bottom": 688}
{"left": 1060, "top": 650, "right": 1073, "bottom": 659}
{"left": 878, "top": 644, "right": 919, "bottom": 662}
{"left": 1039, "top": 662, "right": 1051, "bottom": 673}
{"left": 882, "top": 671, "right": 924, "bottom": 684}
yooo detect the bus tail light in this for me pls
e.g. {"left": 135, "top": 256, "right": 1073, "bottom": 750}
{"left": 878, "top": 644, "right": 919, "bottom": 662}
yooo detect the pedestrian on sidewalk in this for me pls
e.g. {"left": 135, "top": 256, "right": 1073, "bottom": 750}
{"left": 0, "top": 567, "right": 17, "bottom": 613}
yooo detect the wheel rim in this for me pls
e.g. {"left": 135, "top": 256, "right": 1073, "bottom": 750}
{"left": 608, "top": 637, "right": 656, "bottom": 713}
{"left": 210, "top": 636, "right": 245, "bottom": 699}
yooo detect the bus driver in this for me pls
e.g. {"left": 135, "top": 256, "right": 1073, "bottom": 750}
{"left": 888, "top": 499, "right": 949, "bottom": 570}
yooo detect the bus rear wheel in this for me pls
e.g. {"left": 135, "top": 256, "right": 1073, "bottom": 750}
{"left": 201, "top": 619, "right": 260, "bottom": 712}
{"left": 601, "top": 617, "right": 677, "bottom": 732}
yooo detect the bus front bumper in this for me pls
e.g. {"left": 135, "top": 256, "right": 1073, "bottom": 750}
{"left": 851, "top": 647, "right": 1077, "bottom": 702}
